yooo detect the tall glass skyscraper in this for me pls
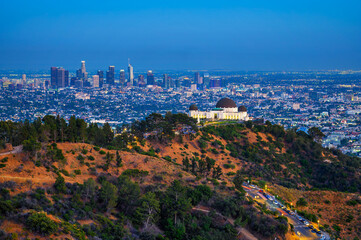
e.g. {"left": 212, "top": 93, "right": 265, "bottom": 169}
{"left": 128, "top": 63, "right": 134, "bottom": 86}
{"left": 120, "top": 70, "right": 125, "bottom": 87}
{"left": 106, "top": 66, "right": 115, "bottom": 85}
{"left": 147, "top": 70, "right": 154, "bottom": 85}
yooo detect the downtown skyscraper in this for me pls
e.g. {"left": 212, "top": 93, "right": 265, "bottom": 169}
{"left": 119, "top": 70, "right": 125, "bottom": 87}
{"left": 106, "top": 66, "right": 115, "bottom": 85}
{"left": 147, "top": 70, "right": 154, "bottom": 85}
{"left": 128, "top": 61, "right": 134, "bottom": 86}
{"left": 163, "top": 74, "right": 172, "bottom": 89}
{"left": 76, "top": 61, "right": 88, "bottom": 83}
{"left": 97, "top": 70, "right": 104, "bottom": 88}
{"left": 50, "top": 67, "right": 69, "bottom": 88}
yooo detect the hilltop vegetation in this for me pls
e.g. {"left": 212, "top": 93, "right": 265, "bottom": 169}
{"left": 0, "top": 113, "right": 360, "bottom": 239}
{"left": 199, "top": 121, "right": 361, "bottom": 193}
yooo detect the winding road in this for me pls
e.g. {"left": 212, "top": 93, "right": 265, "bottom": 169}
{"left": 242, "top": 183, "right": 330, "bottom": 240}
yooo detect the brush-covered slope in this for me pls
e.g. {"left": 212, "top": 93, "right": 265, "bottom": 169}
{"left": 141, "top": 120, "right": 361, "bottom": 193}
{"left": 0, "top": 113, "right": 360, "bottom": 240}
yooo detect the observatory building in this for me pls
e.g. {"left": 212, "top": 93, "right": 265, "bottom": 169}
{"left": 189, "top": 98, "right": 249, "bottom": 122}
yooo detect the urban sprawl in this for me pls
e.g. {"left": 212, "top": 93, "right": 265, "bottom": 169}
{"left": 0, "top": 61, "right": 360, "bottom": 157}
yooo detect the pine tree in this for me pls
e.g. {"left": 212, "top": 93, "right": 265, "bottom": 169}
{"left": 191, "top": 157, "right": 197, "bottom": 174}
{"left": 206, "top": 157, "right": 215, "bottom": 172}
{"left": 134, "top": 192, "right": 160, "bottom": 229}
{"left": 161, "top": 180, "right": 191, "bottom": 225}
{"left": 100, "top": 181, "right": 118, "bottom": 213}
{"left": 103, "top": 123, "right": 114, "bottom": 146}
{"left": 212, "top": 165, "right": 223, "bottom": 179}
{"left": 54, "top": 174, "right": 67, "bottom": 194}
{"left": 82, "top": 178, "right": 96, "bottom": 203}
{"left": 116, "top": 151, "right": 122, "bottom": 167}
{"left": 182, "top": 157, "right": 190, "bottom": 171}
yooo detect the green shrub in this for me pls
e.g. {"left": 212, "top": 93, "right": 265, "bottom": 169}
{"left": 198, "top": 139, "right": 208, "bottom": 149}
{"left": 81, "top": 149, "right": 88, "bottom": 155}
{"left": 332, "top": 224, "right": 341, "bottom": 232}
{"left": 88, "top": 155, "right": 95, "bottom": 161}
{"left": 122, "top": 169, "right": 149, "bottom": 178}
{"left": 152, "top": 175, "right": 163, "bottom": 181}
{"left": 94, "top": 146, "right": 100, "bottom": 151}
{"left": 74, "top": 169, "right": 81, "bottom": 175}
{"left": 223, "top": 163, "right": 235, "bottom": 169}
{"left": 297, "top": 210, "right": 318, "bottom": 222}
{"left": 0, "top": 164, "right": 6, "bottom": 168}
{"left": 26, "top": 212, "right": 58, "bottom": 235}
{"left": 163, "top": 156, "right": 172, "bottom": 162}
{"left": 62, "top": 222, "right": 86, "bottom": 240}
{"left": 211, "top": 179, "right": 219, "bottom": 185}
{"left": 296, "top": 197, "right": 308, "bottom": 207}
{"left": 60, "top": 169, "right": 70, "bottom": 176}
{"left": 210, "top": 148, "right": 219, "bottom": 154}
{"left": 99, "top": 150, "right": 106, "bottom": 155}
{"left": 0, "top": 157, "right": 8, "bottom": 163}
{"left": 54, "top": 174, "right": 67, "bottom": 193}
{"left": 346, "top": 199, "right": 360, "bottom": 206}
{"left": 345, "top": 214, "right": 354, "bottom": 223}
{"left": 226, "top": 172, "right": 236, "bottom": 176}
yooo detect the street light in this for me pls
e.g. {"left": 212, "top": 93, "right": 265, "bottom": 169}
{"left": 317, "top": 219, "right": 320, "bottom": 228}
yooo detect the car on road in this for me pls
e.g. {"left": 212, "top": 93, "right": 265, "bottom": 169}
{"left": 308, "top": 225, "right": 314, "bottom": 230}
{"left": 299, "top": 219, "right": 309, "bottom": 225}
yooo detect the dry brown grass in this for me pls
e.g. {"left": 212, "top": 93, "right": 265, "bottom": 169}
{"left": 269, "top": 184, "right": 361, "bottom": 239}
{"left": 0, "top": 142, "right": 196, "bottom": 193}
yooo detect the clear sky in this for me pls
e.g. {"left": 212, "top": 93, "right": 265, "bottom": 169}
{"left": 0, "top": 0, "right": 360, "bottom": 71}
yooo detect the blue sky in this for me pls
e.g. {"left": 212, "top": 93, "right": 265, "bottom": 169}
{"left": 0, "top": 0, "right": 360, "bottom": 71}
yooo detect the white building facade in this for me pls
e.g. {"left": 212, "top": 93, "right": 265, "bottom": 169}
{"left": 189, "top": 98, "right": 249, "bottom": 121}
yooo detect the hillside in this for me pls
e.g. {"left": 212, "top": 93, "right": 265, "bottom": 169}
{"left": 0, "top": 143, "right": 191, "bottom": 194}
{"left": 142, "top": 121, "right": 361, "bottom": 193}
{"left": 0, "top": 113, "right": 360, "bottom": 240}
{"left": 0, "top": 142, "right": 288, "bottom": 240}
